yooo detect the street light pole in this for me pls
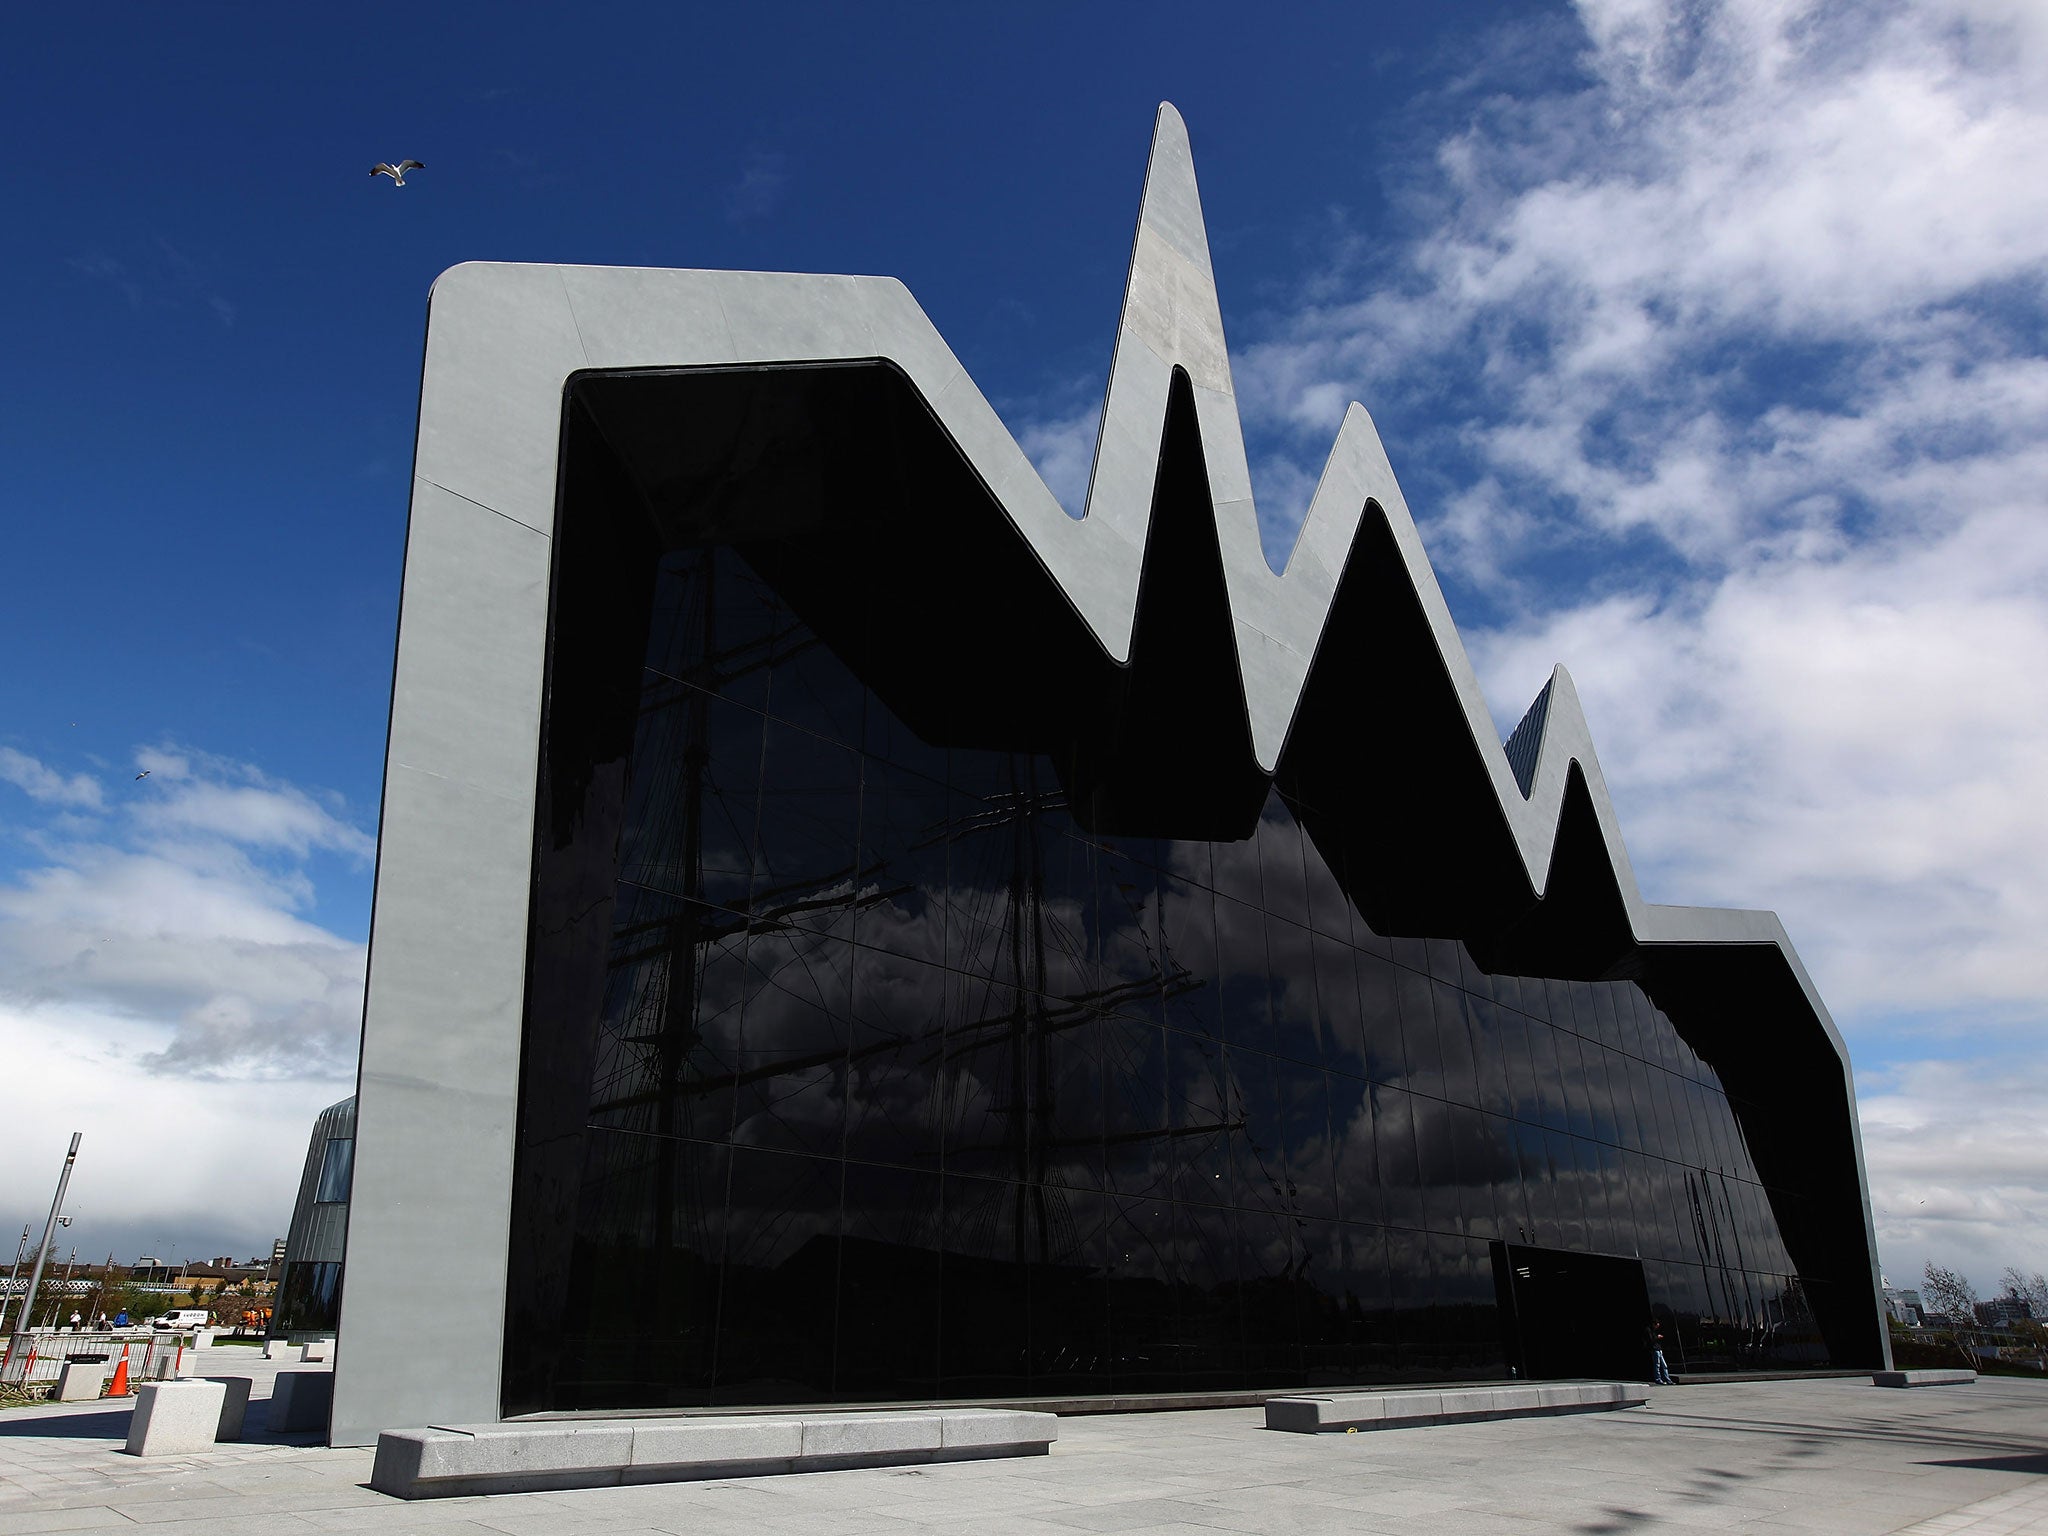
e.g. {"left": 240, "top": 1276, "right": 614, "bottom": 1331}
{"left": 8, "top": 1133, "right": 82, "bottom": 1355}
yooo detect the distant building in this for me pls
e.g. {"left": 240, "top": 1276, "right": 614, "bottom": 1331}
{"left": 1975, "top": 1296, "right": 2034, "bottom": 1327}
{"left": 174, "top": 1261, "right": 275, "bottom": 1297}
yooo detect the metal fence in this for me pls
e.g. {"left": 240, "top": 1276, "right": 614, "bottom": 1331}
{"left": 0, "top": 1331, "right": 186, "bottom": 1387}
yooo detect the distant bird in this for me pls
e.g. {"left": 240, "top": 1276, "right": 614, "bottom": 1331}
{"left": 135, "top": 769, "right": 150, "bottom": 780}
{"left": 370, "top": 159, "right": 425, "bottom": 187}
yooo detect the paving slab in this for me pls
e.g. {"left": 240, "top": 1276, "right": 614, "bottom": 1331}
{"left": 1, "top": 1377, "right": 2046, "bottom": 1534}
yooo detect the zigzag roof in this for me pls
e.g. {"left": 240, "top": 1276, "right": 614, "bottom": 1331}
{"left": 418, "top": 104, "right": 1842, "bottom": 1017}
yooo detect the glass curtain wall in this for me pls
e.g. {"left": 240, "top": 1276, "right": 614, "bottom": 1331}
{"left": 505, "top": 535, "right": 1825, "bottom": 1414}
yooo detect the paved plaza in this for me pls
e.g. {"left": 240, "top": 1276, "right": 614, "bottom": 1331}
{"left": 1, "top": 1365, "right": 2043, "bottom": 1536}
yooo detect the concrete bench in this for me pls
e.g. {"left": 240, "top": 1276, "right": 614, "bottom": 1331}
{"left": 371, "top": 1408, "right": 1058, "bottom": 1499}
{"left": 1873, "top": 1369, "right": 1975, "bottom": 1387}
{"left": 1265, "top": 1381, "right": 1647, "bottom": 1433}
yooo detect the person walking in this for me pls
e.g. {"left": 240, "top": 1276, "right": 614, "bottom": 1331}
{"left": 1646, "top": 1320, "right": 1674, "bottom": 1385}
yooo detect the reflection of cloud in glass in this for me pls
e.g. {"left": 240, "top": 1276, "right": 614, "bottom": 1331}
{"left": 522, "top": 535, "right": 1838, "bottom": 1410}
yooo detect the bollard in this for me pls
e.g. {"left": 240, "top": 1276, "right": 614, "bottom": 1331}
{"left": 56, "top": 1358, "right": 109, "bottom": 1402}
{"left": 205, "top": 1376, "right": 253, "bottom": 1442}
{"left": 124, "top": 1380, "right": 229, "bottom": 1456}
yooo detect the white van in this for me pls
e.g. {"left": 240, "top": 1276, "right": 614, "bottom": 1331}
{"left": 151, "top": 1309, "right": 211, "bottom": 1331}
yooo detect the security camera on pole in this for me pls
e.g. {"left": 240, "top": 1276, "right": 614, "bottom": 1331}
{"left": 2, "top": 1133, "right": 82, "bottom": 1377}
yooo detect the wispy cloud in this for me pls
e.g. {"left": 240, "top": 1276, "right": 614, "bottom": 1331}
{"left": 65, "top": 239, "right": 237, "bottom": 326}
{"left": 1016, "top": 394, "right": 1101, "bottom": 519}
{"left": 726, "top": 149, "right": 788, "bottom": 224}
{"left": 130, "top": 744, "right": 375, "bottom": 864}
{"left": 0, "top": 747, "right": 104, "bottom": 810}
{"left": 66, "top": 252, "right": 142, "bottom": 309}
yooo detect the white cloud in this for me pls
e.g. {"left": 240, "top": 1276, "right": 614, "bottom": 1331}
{"left": 1860, "top": 1055, "right": 2048, "bottom": 1295}
{"left": 126, "top": 743, "right": 375, "bottom": 864}
{"left": 0, "top": 747, "right": 104, "bottom": 810}
{"left": 0, "top": 745, "right": 370, "bottom": 1083}
{"left": 0, "top": 744, "right": 367, "bottom": 1260}
{"left": 0, "top": 1001, "right": 344, "bottom": 1267}
{"left": 1017, "top": 397, "right": 1102, "bottom": 519}
{"left": 1219, "top": 0, "right": 2048, "bottom": 1046}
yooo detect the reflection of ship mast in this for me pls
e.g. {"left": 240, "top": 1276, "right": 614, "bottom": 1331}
{"left": 1685, "top": 1167, "right": 1759, "bottom": 1357}
{"left": 591, "top": 545, "right": 1235, "bottom": 1287}
{"left": 944, "top": 762, "right": 1210, "bottom": 1268}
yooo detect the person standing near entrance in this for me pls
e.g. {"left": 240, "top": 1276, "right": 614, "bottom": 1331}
{"left": 1645, "top": 1321, "right": 1674, "bottom": 1385}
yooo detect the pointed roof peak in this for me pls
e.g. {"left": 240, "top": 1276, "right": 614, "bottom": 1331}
{"left": 1137, "top": 102, "right": 1213, "bottom": 282}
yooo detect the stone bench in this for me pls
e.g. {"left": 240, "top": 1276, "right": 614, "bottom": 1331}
{"left": 371, "top": 1408, "right": 1058, "bottom": 1499}
{"left": 1873, "top": 1369, "right": 1975, "bottom": 1387}
{"left": 1265, "top": 1381, "right": 1647, "bottom": 1433}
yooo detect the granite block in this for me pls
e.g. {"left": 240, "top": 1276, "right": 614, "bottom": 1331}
{"left": 124, "top": 1380, "right": 227, "bottom": 1456}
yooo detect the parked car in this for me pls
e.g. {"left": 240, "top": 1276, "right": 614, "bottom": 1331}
{"left": 151, "top": 1308, "right": 211, "bottom": 1330}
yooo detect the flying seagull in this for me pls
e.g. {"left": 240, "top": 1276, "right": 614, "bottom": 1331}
{"left": 134, "top": 769, "right": 150, "bottom": 780}
{"left": 370, "top": 159, "right": 425, "bottom": 187}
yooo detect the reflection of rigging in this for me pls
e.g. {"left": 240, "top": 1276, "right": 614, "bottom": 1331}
{"left": 589, "top": 546, "right": 1238, "bottom": 1288}
{"left": 1685, "top": 1166, "right": 1761, "bottom": 1365}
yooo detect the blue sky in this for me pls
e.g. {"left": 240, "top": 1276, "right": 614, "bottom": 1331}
{"left": 3, "top": 0, "right": 2044, "bottom": 1300}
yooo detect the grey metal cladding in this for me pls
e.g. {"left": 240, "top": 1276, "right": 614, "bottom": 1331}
{"left": 335, "top": 102, "right": 1885, "bottom": 1443}
{"left": 282, "top": 1096, "right": 355, "bottom": 1269}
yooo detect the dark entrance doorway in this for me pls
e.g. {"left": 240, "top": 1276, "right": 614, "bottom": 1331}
{"left": 1492, "top": 1242, "right": 1653, "bottom": 1382}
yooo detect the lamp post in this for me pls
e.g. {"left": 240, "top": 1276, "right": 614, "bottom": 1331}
{"left": 7, "top": 1133, "right": 82, "bottom": 1358}
{"left": 44, "top": 1245, "right": 78, "bottom": 1329}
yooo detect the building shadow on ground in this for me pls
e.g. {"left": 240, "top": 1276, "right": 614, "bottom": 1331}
{"left": 0, "top": 1408, "right": 129, "bottom": 1439}
{"left": 1923, "top": 1452, "right": 2048, "bottom": 1475}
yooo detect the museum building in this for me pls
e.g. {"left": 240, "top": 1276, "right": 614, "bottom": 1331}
{"left": 328, "top": 106, "right": 1886, "bottom": 1445}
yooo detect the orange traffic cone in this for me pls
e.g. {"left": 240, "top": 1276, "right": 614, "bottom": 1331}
{"left": 107, "top": 1343, "right": 130, "bottom": 1398}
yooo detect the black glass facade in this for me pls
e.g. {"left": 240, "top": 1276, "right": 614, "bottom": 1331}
{"left": 501, "top": 364, "right": 1855, "bottom": 1414}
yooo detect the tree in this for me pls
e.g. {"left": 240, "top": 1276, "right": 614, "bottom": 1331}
{"left": 1998, "top": 1268, "right": 2047, "bottom": 1312}
{"left": 1922, "top": 1263, "right": 1979, "bottom": 1323}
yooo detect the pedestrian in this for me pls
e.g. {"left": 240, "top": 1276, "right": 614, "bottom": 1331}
{"left": 1646, "top": 1320, "right": 1674, "bottom": 1385}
